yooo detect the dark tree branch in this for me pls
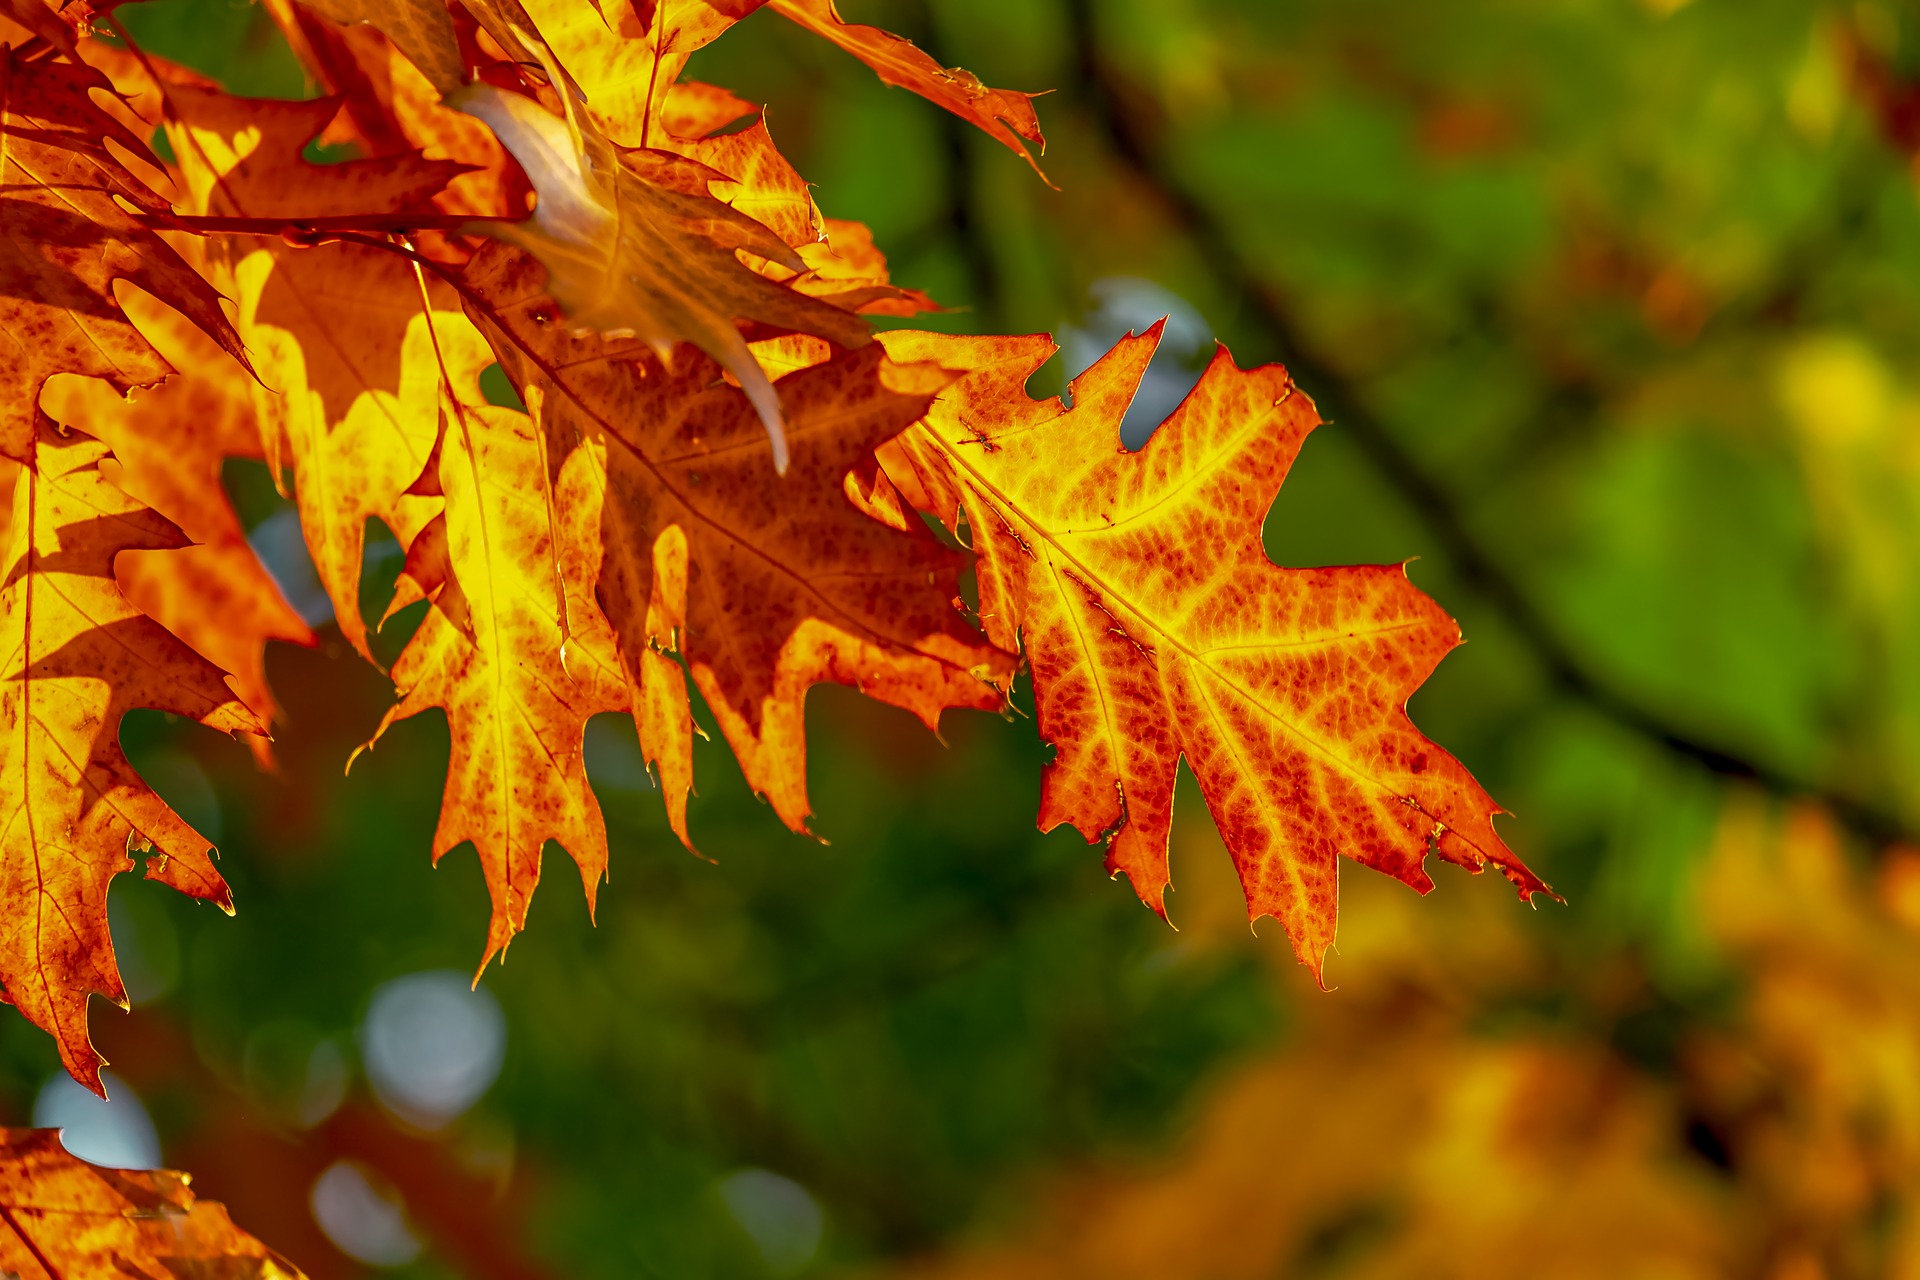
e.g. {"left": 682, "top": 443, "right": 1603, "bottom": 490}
{"left": 1062, "top": 0, "right": 1914, "bottom": 851}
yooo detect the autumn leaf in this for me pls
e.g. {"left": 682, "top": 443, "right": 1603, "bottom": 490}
{"left": 40, "top": 281, "right": 318, "bottom": 740}
{"left": 518, "top": 0, "right": 1045, "bottom": 173}
{"left": 277, "top": 0, "right": 1046, "bottom": 178}
{"left": 791, "top": 219, "right": 940, "bottom": 319}
{"left": 359, "top": 293, "right": 629, "bottom": 968}
{"left": 451, "top": 72, "right": 872, "bottom": 472}
{"left": 0, "top": 424, "right": 264, "bottom": 1092}
{"left": 461, "top": 241, "right": 1012, "bottom": 844}
{"left": 164, "top": 81, "right": 463, "bottom": 223}
{"left": 648, "top": 116, "right": 938, "bottom": 318}
{"left": 766, "top": 0, "right": 1049, "bottom": 179}
{"left": 266, "top": 1, "right": 532, "bottom": 220}
{"left": 517, "top": 0, "right": 768, "bottom": 147}
{"left": 0, "top": 0, "right": 82, "bottom": 54}
{"left": 297, "top": 0, "right": 469, "bottom": 96}
{"left": 0, "top": 48, "right": 247, "bottom": 464}
{"left": 657, "top": 80, "right": 759, "bottom": 140}
{"left": 0, "top": 1128, "right": 304, "bottom": 1279}
{"left": 272, "top": 0, "right": 1002, "bottom": 468}
{"left": 163, "top": 84, "right": 464, "bottom": 659}
{"left": 870, "top": 326, "right": 1548, "bottom": 975}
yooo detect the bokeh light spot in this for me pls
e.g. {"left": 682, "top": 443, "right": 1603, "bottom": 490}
{"left": 310, "top": 1160, "right": 423, "bottom": 1267}
{"left": 359, "top": 970, "right": 505, "bottom": 1128}
{"left": 719, "top": 1168, "right": 823, "bottom": 1275}
{"left": 1060, "top": 277, "right": 1214, "bottom": 450}
{"left": 32, "top": 1070, "right": 161, "bottom": 1169}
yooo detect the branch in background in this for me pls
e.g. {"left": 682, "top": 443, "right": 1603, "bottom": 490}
{"left": 1061, "top": 0, "right": 1916, "bottom": 853}
{"left": 936, "top": 106, "right": 1006, "bottom": 333}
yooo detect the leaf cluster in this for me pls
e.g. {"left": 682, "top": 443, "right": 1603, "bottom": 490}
{"left": 0, "top": 0, "right": 1549, "bottom": 1264}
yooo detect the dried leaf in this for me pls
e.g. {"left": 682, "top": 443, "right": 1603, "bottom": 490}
{"left": 518, "top": 0, "right": 768, "bottom": 147}
{"left": 164, "top": 83, "right": 461, "bottom": 222}
{"left": 272, "top": 4, "right": 532, "bottom": 220}
{"left": 165, "top": 85, "right": 464, "bottom": 658}
{"left": 299, "top": 0, "right": 468, "bottom": 95}
{"left": 452, "top": 75, "right": 870, "bottom": 472}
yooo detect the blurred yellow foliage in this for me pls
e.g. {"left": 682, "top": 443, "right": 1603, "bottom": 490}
{"left": 1775, "top": 334, "right": 1920, "bottom": 793}
{"left": 882, "top": 800, "right": 1920, "bottom": 1279}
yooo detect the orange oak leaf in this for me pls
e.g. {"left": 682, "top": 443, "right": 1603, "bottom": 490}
{"left": 163, "top": 83, "right": 462, "bottom": 223}
{"left": 766, "top": 0, "right": 1048, "bottom": 179}
{"left": 452, "top": 73, "right": 871, "bottom": 472}
{"left": 518, "top": 0, "right": 1045, "bottom": 175}
{"left": 360, "top": 299, "right": 628, "bottom": 968}
{"left": 613, "top": 84, "right": 935, "bottom": 317}
{"left": 267, "top": 1, "right": 531, "bottom": 220}
{"left": 0, "top": 48, "right": 246, "bottom": 464}
{"left": 782, "top": 220, "right": 940, "bottom": 319}
{"left": 0, "top": 424, "right": 264, "bottom": 1092}
{"left": 518, "top": 0, "right": 768, "bottom": 148}
{"left": 298, "top": 0, "right": 468, "bottom": 96}
{"left": 0, "top": 0, "right": 81, "bottom": 56}
{"left": 870, "top": 327, "right": 1549, "bottom": 976}
{"left": 659, "top": 80, "right": 758, "bottom": 140}
{"left": 649, "top": 117, "right": 938, "bottom": 317}
{"left": 164, "top": 85, "right": 464, "bottom": 659}
{"left": 461, "top": 241, "right": 1012, "bottom": 844}
{"left": 665, "top": 115, "right": 819, "bottom": 250}
{"left": 40, "top": 283, "right": 318, "bottom": 739}
{"left": 0, "top": 1129, "right": 304, "bottom": 1279}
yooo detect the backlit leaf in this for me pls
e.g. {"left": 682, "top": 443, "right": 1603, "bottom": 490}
{"left": 452, "top": 73, "right": 871, "bottom": 473}
{"left": 165, "top": 84, "right": 463, "bottom": 658}
{"left": 40, "top": 280, "right": 318, "bottom": 739}
{"left": 360, "top": 296, "right": 629, "bottom": 967}
{"left": 0, "top": 425, "right": 262, "bottom": 1091}
{"left": 0, "top": 50, "right": 246, "bottom": 463}
{"left": 463, "top": 241, "right": 1012, "bottom": 844}
{"left": 0, "top": 1128, "right": 304, "bottom": 1279}
{"left": 766, "top": 0, "right": 1048, "bottom": 179}
{"left": 873, "top": 326, "right": 1548, "bottom": 975}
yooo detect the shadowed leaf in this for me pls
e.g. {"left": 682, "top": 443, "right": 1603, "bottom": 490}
{"left": 0, "top": 1128, "right": 304, "bottom": 1279}
{"left": 0, "top": 50, "right": 246, "bottom": 463}
{"left": 463, "top": 241, "right": 1012, "bottom": 846}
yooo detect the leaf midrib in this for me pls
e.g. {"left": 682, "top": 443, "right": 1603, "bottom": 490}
{"left": 472, "top": 292, "right": 978, "bottom": 672}
{"left": 918, "top": 415, "right": 1484, "bottom": 854}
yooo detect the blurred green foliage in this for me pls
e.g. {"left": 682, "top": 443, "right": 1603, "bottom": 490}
{"left": 18, "top": 0, "right": 1920, "bottom": 1275}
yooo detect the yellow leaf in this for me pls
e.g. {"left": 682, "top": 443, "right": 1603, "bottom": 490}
{"left": 40, "top": 281, "right": 317, "bottom": 738}
{"left": 165, "top": 84, "right": 463, "bottom": 659}
{"left": 0, "top": 425, "right": 262, "bottom": 1091}
{"left": 364, "top": 303, "right": 629, "bottom": 968}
